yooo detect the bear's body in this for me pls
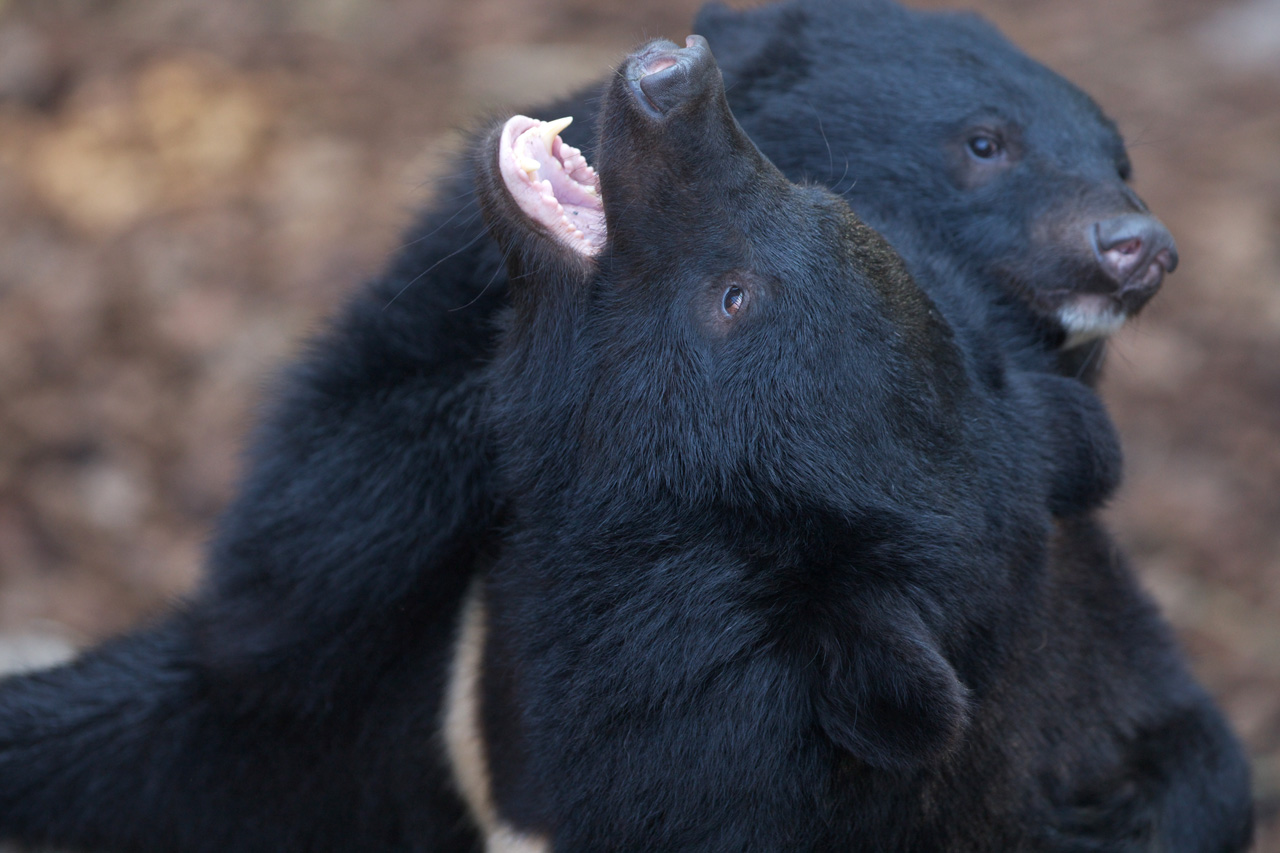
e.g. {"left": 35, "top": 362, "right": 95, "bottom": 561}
{"left": 449, "top": 38, "right": 1242, "bottom": 850}
{"left": 0, "top": 2, "right": 1249, "bottom": 851}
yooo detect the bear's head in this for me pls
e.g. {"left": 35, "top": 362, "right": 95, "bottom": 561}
{"left": 480, "top": 35, "right": 976, "bottom": 517}
{"left": 697, "top": 0, "right": 1178, "bottom": 356}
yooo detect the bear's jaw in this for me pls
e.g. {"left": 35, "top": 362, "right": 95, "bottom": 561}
{"left": 499, "top": 115, "right": 605, "bottom": 256}
{"left": 1056, "top": 294, "right": 1127, "bottom": 349}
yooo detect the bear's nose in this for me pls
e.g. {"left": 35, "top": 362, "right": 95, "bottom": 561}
{"left": 629, "top": 35, "right": 716, "bottom": 117}
{"left": 1090, "top": 213, "right": 1178, "bottom": 307}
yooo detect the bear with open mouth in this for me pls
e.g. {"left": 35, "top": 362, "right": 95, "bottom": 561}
{"left": 445, "top": 36, "right": 1209, "bottom": 851}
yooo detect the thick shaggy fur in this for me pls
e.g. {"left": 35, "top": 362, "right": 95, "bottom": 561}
{"left": 460, "top": 38, "right": 1242, "bottom": 850}
{"left": 0, "top": 2, "right": 1250, "bottom": 851}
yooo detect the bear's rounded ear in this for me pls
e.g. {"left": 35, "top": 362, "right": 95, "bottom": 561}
{"left": 813, "top": 602, "right": 970, "bottom": 773}
{"left": 1030, "top": 373, "right": 1122, "bottom": 516}
{"left": 693, "top": 1, "right": 799, "bottom": 63}
{"left": 692, "top": 1, "right": 738, "bottom": 32}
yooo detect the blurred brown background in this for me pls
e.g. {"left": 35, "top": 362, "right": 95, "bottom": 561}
{"left": 0, "top": 0, "right": 1276, "bottom": 846}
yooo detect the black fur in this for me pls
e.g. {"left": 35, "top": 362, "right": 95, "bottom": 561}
{"left": 466, "top": 39, "right": 1246, "bottom": 850}
{"left": 697, "top": 0, "right": 1165, "bottom": 384}
{"left": 0, "top": 2, "right": 1250, "bottom": 851}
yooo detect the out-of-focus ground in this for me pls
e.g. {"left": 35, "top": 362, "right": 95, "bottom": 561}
{"left": 0, "top": 0, "right": 1276, "bottom": 845}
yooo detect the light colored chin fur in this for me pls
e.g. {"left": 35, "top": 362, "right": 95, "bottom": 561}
{"left": 1057, "top": 296, "right": 1128, "bottom": 349}
{"left": 444, "top": 584, "right": 552, "bottom": 853}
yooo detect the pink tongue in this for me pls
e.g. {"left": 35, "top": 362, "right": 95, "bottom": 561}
{"left": 498, "top": 115, "right": 605, "bottom": 256}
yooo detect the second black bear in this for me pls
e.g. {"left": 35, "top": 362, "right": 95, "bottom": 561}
{"left": 697, "top": 0, "right": 1180, "bottom": 380}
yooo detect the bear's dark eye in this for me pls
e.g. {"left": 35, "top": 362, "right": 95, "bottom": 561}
{"left": 951, "top": 121, "right": 1020, "bottom": 188}
{"left": 722, "top": 285, "right": 746, "bottom": 317}
{"left": 966, "top": 134, "right": 1003, "bottom": 160}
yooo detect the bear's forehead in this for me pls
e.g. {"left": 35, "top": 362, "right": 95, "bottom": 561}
{"left": 788, "top": 7, "right": 1108, "bottom": 130}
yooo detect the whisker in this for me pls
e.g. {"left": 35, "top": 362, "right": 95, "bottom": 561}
{"left": 392, "top": 197, "right": 481, "bottom": 254}
{"left": 1074, "top": 337, "right": 1105, "bottom": 380}
{"left": 382, "top": 229, "right": 488, "bottom": 310}
{"left": 450, "top": 242, "right": 513, "bottom": 313}
{"left": 816, "top": 114, "right": 834, "bottom": 180}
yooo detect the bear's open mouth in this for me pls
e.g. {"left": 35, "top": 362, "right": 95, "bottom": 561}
{"left": 498, "top": 115, "right": 605, "bottom": 257}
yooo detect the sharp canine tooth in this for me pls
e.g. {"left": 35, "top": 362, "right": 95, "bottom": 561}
{"left": 540, "top": 116, "right": 573, "bottom": 151}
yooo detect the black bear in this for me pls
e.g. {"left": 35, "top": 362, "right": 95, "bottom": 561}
{"left": 697, "top": 0, "right": 1180, "bottom": 383}
{"left": 0, "top": 2, "right": 1249, "bottom": 851}
{"left": 443, "top": 36, "right": 1242, "bottom": 851}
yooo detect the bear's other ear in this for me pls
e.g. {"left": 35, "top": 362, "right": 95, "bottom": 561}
{"left": 1031, "top": 373, "right": 1123, "bottom": 516}
{"left": 694, "top": 0, "right": 803, "bottom": 62}
{"left": 696, "top": 0, "right": 899, "bottom": 60}
{"left": 692, "top": 1, "right": 741, "bottom": 35}
{"left": 813, "top": 600, "right": 970, "bottom": 773}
